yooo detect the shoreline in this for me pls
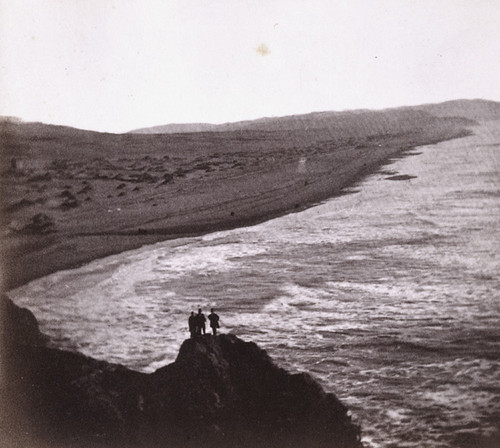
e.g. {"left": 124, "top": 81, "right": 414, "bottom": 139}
{"left": 2, "top": 125, "right": 474, "bottom": 292}
{"left": 4, "top": 120, "right": 500, "bottom": 448}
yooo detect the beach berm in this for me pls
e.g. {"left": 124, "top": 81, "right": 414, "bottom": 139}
{"left": 0, "top": 103, "right": 478, "bottom": 290}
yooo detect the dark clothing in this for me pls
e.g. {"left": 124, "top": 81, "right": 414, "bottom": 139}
{"left": 208, "top": 312, "right": 220, "bottom": 336}
{"left": 195, "top": 312, "right": 206, "bottom": 335}
{"left": 188, "top": 314, "right": 196, "bottom": 338}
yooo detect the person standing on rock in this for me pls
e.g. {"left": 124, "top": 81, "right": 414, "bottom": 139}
{"left": 208, "top": 308, "right": 220, "bottom": 336}
{"left": 196, "top": 308, "right": 206, "bottom": 335}
{"left": 188, "top": 311, "right": 196, "bottom": 338}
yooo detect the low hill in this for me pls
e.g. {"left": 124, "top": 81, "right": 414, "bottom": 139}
{"left": 130, "top": 108, "right": 441, "bottom": 135}
{"left": 130, "top": 122, "right": 220, "bottom": 134}
{"left": 1, "top": 102, "right": 475, "bottom": 290}
{"left": 128, "top": 99, "right": 499, "bottom": 135}
{"left": 415, "top": 99, "right": 500, "bottom": 121}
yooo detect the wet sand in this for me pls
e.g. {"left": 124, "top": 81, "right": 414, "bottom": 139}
{"left": 1, "top": 116, "right": 473, "bottom": 291}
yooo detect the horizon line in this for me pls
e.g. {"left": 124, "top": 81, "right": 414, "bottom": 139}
{"left": 1, "top": 97, "right": 496, "bottom": 135}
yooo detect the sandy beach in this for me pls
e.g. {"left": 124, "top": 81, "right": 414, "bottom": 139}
{"left": 2, "top": 103, "right": 500, "bottom": 448}
{"left": 0, "top": 108, "right": 475, "bottom": 291}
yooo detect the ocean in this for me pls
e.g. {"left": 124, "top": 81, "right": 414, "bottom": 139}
{"left": 10, "top": 122, "right": 500, "bottom": 447}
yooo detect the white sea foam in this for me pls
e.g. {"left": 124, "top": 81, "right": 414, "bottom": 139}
{"left": 9, "top": 122, "right": 500, "bottom": 448}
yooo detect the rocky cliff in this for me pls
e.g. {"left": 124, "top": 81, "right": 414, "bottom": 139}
{"left": 1, "top": 296, "right": 362, "bottom": 448}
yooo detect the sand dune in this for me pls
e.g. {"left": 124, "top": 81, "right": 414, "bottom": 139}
{"left": 1, "top": 102, "right": 483, "bottom": 290}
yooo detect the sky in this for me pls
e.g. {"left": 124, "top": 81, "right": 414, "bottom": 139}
{"left": 1, "top": 0, "right": 500, "bottom": 133}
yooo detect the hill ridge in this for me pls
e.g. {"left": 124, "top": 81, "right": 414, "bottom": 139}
{"left": 129, "top": 98, "right": 499, "bottom": 134}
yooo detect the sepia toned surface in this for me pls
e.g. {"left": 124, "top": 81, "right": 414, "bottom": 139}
{"left": 1, "top": 105, "right": 475, "bottom": 290}
{"left": 9, "top": 118, "right": 500, "bottom": 448}
{"left": 2, "top": 2, "right": 500, "bottom": 446}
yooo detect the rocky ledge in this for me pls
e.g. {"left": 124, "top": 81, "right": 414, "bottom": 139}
{"left": 1, "top": 296, "right": 362, "bottom": 448}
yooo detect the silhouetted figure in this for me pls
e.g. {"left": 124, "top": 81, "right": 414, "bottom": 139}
{"left": 208, "top": 308, "right": 220, "bottom": 336}
{"left": 195, "top": 308, "right": 206, "bottom": 335}
{"left": 188, "top": 312, "right": 196, "bottom": 338}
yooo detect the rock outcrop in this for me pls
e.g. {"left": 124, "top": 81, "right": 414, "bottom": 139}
{"left": 1, "top": 297, "right": 362, "bottom": 448}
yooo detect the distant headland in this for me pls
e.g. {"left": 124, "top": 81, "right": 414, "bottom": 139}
{"left": 2, "top": 296, "right": 362, "bottom": 448}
